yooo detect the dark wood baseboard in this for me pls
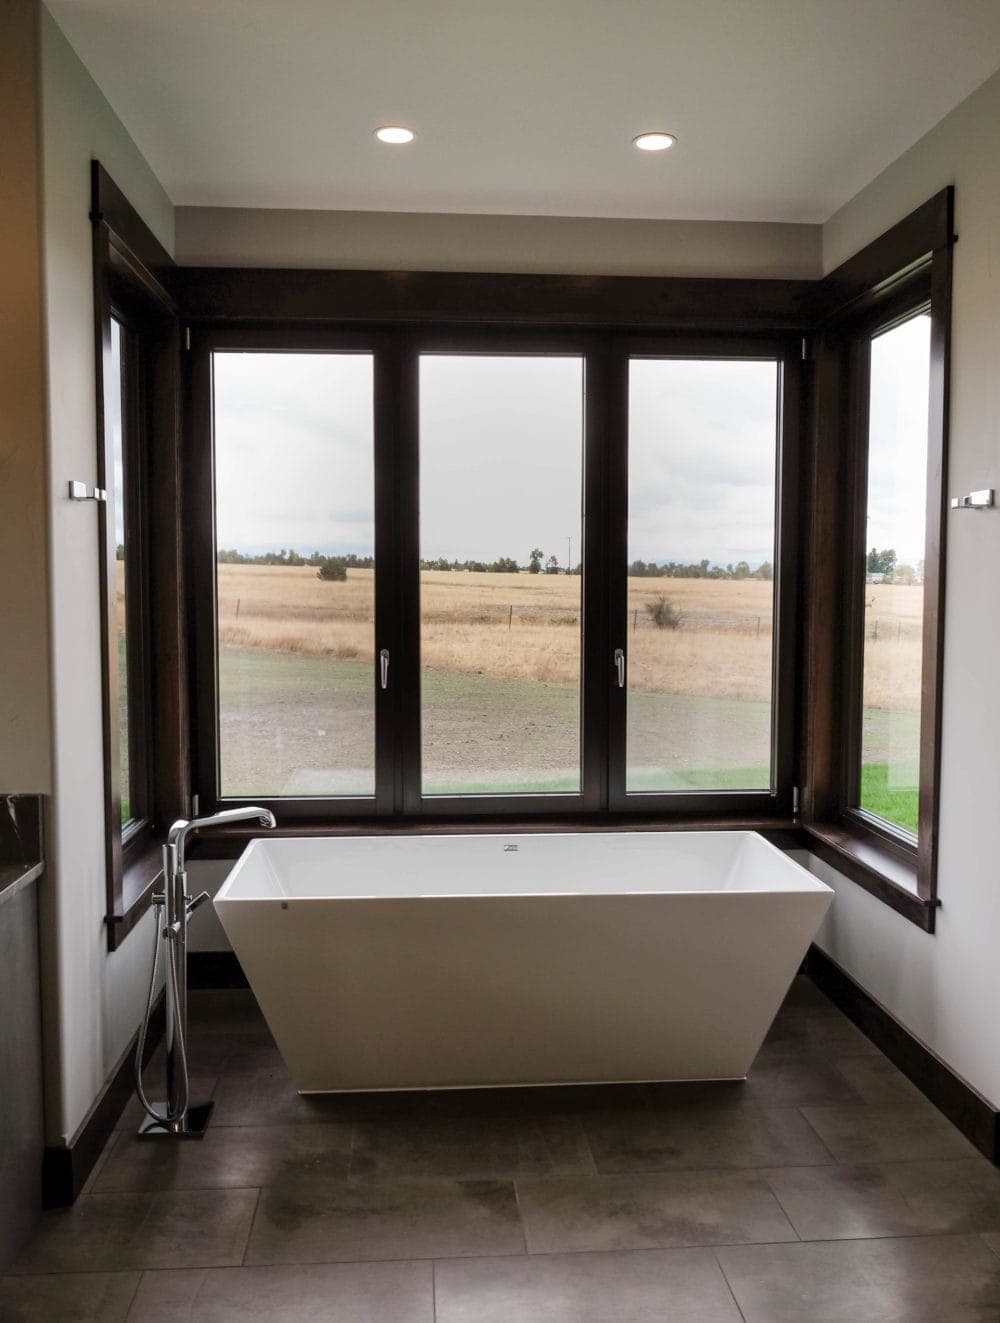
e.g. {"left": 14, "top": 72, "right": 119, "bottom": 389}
{"left": 188, "top": 950, "right": 248, "bottom": 989}
{"left": 806, "top": 945, "right": 999, "bottom": 1163}
{"left": 42, "top": 993, "right": 165, "bottom": 1208}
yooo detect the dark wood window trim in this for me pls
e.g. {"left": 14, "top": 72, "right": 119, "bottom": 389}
{"left": 93, "top": 166, "right": 953, "bottom": 930}
{"left": 173, "top": 267, "right": 814, "bottom": 333}
{"left": 801, "top": 187, "right": 954, "bottom": 931}
{"left": 186, "top": 322, "right": 803, "bottom": 826}
{"left": 92, "top": 163, "right": 189, "bottom": 948}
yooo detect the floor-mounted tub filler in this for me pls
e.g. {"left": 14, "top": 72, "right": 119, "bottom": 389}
{"left": 214, "top": 831, "right": 833, "bottom": 1093}
{"left": 134, "top": 807, "right": 277, "bottom": 1136}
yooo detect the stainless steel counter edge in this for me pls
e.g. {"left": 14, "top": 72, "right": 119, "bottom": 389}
{"left": 0, "top": 861, "right": 44, "bottom": 906}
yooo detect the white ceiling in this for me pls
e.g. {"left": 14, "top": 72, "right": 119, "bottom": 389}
{"left": 47, "top": 0, "right": 1000, "bottom": 222}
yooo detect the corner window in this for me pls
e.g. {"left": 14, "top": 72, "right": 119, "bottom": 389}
{"left": 855, "top": 310, "right": 931, "bottom": 838}
{"left": 803, "top": 187, "right": 953, "bottom": 930}
{"left": 108, "top": 317, "right": 134, "bottom": 824}
{"left": 93, "top": 161, "right": 186, "bottom": 948}
{"left": 99, "top": 307, "right": 153, "bottom": 905}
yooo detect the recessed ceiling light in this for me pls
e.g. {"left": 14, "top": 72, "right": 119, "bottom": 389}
{"left": 632, "top": 131, "right": 676, "bottom": 152}
{"left": 375, "top": 125, "right": 415, "bottom": 145}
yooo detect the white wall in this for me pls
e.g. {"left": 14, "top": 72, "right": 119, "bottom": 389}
{"left": 38, "top": 5, "right": 175, "bottom": 1143}
{"left": 813, "top": 67, "right": 1000, "bottom": 1108}
{"left": 176, "top": 206, "right": 822, "bottom": 279}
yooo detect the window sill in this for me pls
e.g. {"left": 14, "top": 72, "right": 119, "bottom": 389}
{"left": 803, "top": 821, "right": 937, "bottom": 932}
{"left": 185, "top": 813, "right": 802, "bottom": 861}
{"left": 106, "top": 839, "right": 163, "bottom": 950}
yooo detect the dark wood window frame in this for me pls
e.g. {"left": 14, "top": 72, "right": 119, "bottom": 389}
{"left": 187, "top": 324, "right": 802, "bottom": 827}
{"left": 91, "top": 165, "right": 953, "bottom": 926}
{"left": 92, "top": 163, "right": 188, "bottom": 948}
{"left": 800, "top": 188, "right": 954, "bottom": 931}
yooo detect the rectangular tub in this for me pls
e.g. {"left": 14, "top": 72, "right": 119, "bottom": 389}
{"left": 214, "top": 830, "right": 832, "bottom": 1093}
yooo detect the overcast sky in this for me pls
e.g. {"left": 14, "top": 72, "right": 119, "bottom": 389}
{"left": 109, "top": 319, "right": 126, "bottom": 546}
{"left": 215, "top": 353, "right": 376, "bottom": 556}
{"left": 628, "top": 358, "right": 776, "bottom": 566}
{"left": 866, "top": 312, "right": 931, "bottom": 568}
{"left": 420, "top": 356, "right": 582, "bottom": 565}
{"left": 213, "top": 336, "right": 929, "bottom": 569}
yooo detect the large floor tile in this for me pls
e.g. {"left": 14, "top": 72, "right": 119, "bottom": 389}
{"left": 515, "top": 1168, "right": 797, "bottom": 1253}
{"left": 8, "top": 1189, "right": 258, "bottom": 1274}
{"left": 584, "top": 1101, "right": 833, "bottom": 1172}
{"left": 983, "top": 1231, "right": 1000, "bottom": 1259}
{"left": 245, "top": 1177, "right": 524, "bottom": 1264}
{"left": 187, "top": 991, "right": 271, "bottom": 1037}
{"left": 433, "top": 1247, "right": 743, "bottom": 1322}
{"left": 761, "top": 1008, "right": 881, "bottom": 1057}
{"left": 801, "top": 1101, "right": 979, "bottom": 1163}
{"left": 718, "top": 1233, "right": 1000, "bottom": 1322}
{"left": 210, "top": 1070, "right": 347, "bottom": 1127}
{"left": 742, "top": 1054, "right": 864, "bottom": 1108}
{"left": 142, "top": 1038, "right": 245, "bottom": 1078}
{"left": 95, "top": 1122, "right": 353, "bottom": 1192}
{"left": 764, "top": 1157, "right": 1000, "bottom": 1239}
{"left": 350, "top": 1113, "right": 593, "bottom": 1182}
{"left": 833, "top": 1055, "right": 927, "bottom": 1106}
{"left": 124, "top": 1261, "right": 433, "bottom": 1321}
{"left": 511, "top": 1083, "right": 655, "bottom": 1115}
{"left": 0, "top": 1272, "right": 140, "bottom": 1321}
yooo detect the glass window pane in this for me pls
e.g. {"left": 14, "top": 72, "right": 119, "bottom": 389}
{"left": 213, "top": 352, "right": 375, "bottom": 797}
{"left": 109, "top": 318, "right": 131, "bottom": 824}
{"left": 626, "top": 359, "right": 778, "bottom": 793}
{"left": 859, "top": 312, "right": 930, "bottom": 836}
{"left": 419, "top": 355, "right": 583, "bottom": 795}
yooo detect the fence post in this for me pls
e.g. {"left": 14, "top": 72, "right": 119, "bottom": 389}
{"left": 508, "top": 604, "right": 513, "bottom": 630}
{"left": 633, "top": 609, "right": 638, "bottom": 633}
{"left": 755, "top": 615, "right": 760, "bottom": 637}
{"left": 236, "top": 598, "right": 241, "bottom": 619}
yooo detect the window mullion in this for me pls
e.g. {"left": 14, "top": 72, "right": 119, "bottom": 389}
{"left": 393, "top": 338, "right": 423, "bottom": 817}
{"left": 603, "top": 342, "right": 630, "bottom": 810}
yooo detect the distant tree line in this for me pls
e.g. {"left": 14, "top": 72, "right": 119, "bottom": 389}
{"left": 419, "top": 555, "right": 522, "bottom": 574}
{"left": 217, "top": 548, "right": 375, "bottom": 568}
{"left": 214, "top": 545, "right": 783, "bottom": 581}
{"left": 629, "top": 558, "right": 774, "bottom": 581}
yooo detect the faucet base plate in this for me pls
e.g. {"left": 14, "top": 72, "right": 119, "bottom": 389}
{"left": 136, "top": 1100, "right": 214, "bottom": 1140}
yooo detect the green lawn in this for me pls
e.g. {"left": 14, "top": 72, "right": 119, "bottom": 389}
{"left": 625, "top": 765, "right": 770, "bottom": 794}
{"left": 860, "top": 762, "right": 918, "bottom": 835}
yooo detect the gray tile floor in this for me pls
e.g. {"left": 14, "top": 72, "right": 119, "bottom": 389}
{"left": 5, "top": 978, "right": 1000, "bottom": 1321}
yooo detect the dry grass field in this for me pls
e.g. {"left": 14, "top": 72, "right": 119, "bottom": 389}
{"left": 211, "top": 563, "right": 922, "bottom": 710}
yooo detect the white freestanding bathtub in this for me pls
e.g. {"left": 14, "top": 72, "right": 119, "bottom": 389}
{"left": 214, "top": 831, "right": 832, "bottom": 1093}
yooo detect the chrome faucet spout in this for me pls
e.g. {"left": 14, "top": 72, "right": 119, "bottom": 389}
{"left": 168, "top": 806, "right": 277, "bottom": 873}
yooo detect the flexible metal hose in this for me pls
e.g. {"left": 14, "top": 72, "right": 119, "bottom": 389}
{"left": 133, "top": 900, "right": 190, "bottom": 1125}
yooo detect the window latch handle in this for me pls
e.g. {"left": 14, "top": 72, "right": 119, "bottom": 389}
{"left": 379, "top": 648, "right": 390, "bottom": 690}
{"left": 614, "top": 647, "right": 625, "bottom": 689}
